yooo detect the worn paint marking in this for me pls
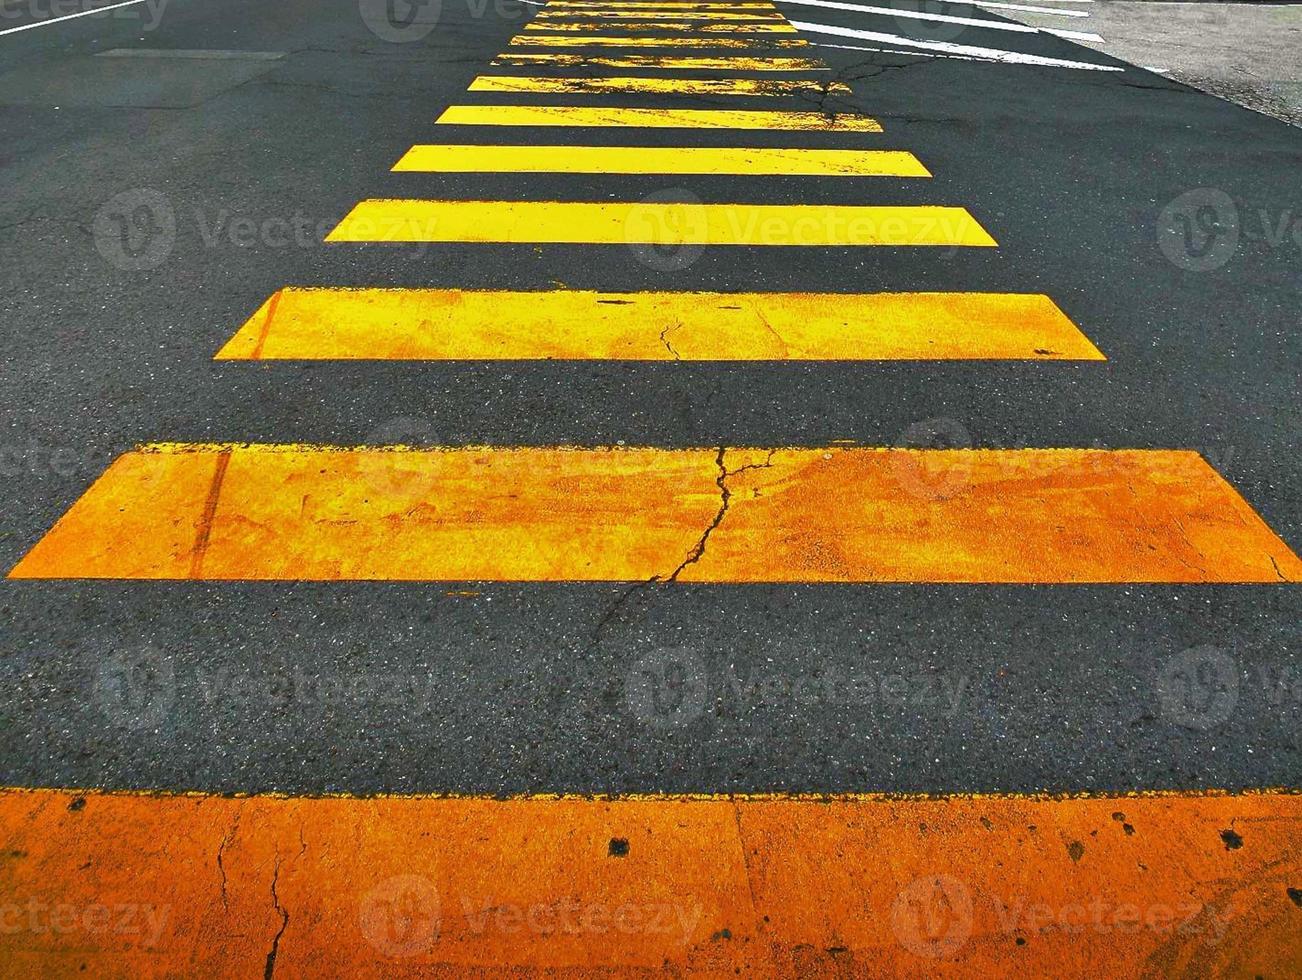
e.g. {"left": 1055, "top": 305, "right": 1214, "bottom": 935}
{"left": 507, "top": 32, "right": 806, "bottom": 46}
{"left": 390, "top": 145, "right": 927, "bottom": 176}
{"left": 433, "top": 105, "right": 882, "bottom": 131}
{"left": 533, "top": 9, "right": 788, "bottom": 19}
{"left": 522, "top": 20, "right": 799, "bottom": 31}
{"left": 9, "top": 447, "right": 1298, "bottom": 582}
{"left": 215, "top": 289, "right": 1099, "bottom": 362}
{"left": 493, "top": 53, "right": 824, "bottom": 70}
{"left": 0, "top": 787, "right": 1300, "bottom": 975}
{"left": 466, "top": 75, "right": 850, "bottom": 95}
{"left": 545, "top": 1, "right": 784, "bottom": 7}
{"left": 324, "top": 200, "right": 996, "bottom": 247}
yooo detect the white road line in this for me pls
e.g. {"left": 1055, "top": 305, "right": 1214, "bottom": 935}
{"left": 971, "top": 1, "right": 1091, "bottom": 17}
{"left": 1042, "top": 27, "right": 1100, "bottom": 41}
{"left": 790, "top": 18, "right": 1121, "bottom": 70}
{"left": 777, "top": 0, "right": 1101, "bottom": 42}
{"left": 812, "top": 39, "right": 990, "bottom": 63}
{"left": 0, "top": 0, "right": 155, "bottom": 37}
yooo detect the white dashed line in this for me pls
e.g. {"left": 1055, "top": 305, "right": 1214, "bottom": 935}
{"left": 0, "top": 0, "right": 156, "bottom": 37}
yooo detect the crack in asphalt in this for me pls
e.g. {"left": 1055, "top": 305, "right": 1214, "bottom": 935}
{"left": 264, "top": 854, "right": 288, "bottom": 980}
{"left": 586, "top": 448, "right": 780, "bottom": 651}
{"left": 216, "top": 807, "right": 243, "bottom": 913}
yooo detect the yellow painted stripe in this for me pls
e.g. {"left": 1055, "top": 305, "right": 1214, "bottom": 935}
{"left": 547, "top": 2, "right": 783, "bottom": 7}
{"left": 5, "top": 787, "right": 1300, "bottom": 976}
{"left": 10, "top": 446, "right": 1299, "bottom": 582}
{"left": 392, "top": 145, "right": 926, "bottom": 176}
{"left": 534, "top": 9, "right": 787, "bottom": 19}
{"left": 325, "top": 201, "right": 996, "bottom": 247}
{"left": 523, "top": 20, "right": 798, "bottom": 31}
{"left": 434, "top": 105, "right": 883, "bottom": 131}
{"left": 508, "top": 33, "right": 805, "bottom": 46}
{"left": 215, "top": 289, "right": 1101, "bottom": 361}
{"left": 494, "top": 53, "right": 822, "bottom": 70}
{"left": 467, "top": 75, "right": 850, "bottom": 95}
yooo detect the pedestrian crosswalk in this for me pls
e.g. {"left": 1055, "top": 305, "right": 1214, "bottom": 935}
{"left": 7, "top": 2, "right": 1302, "bottom": 973}
{"left": 9, "top": 0, "right": 1299, "bottom": 587}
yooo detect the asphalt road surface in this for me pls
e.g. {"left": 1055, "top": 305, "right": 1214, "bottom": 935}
{"left": 0, "top": 0, "right": 1300, "bottom": 971}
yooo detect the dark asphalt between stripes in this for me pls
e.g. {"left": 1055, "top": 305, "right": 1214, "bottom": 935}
{"left": 0, "top": 0, "right": 1298, "bottom": 795}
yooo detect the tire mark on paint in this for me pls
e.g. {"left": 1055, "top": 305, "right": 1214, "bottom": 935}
{"left": 189, "top": 450, "right": 232, "bottom": 579}
{"left": 248, "top": 289, "right": 285, "bottom": 362}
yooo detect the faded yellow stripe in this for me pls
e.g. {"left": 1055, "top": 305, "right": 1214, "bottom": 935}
{"left": 547, "top": 2, "right": 782, "bottom": 7}
{"left": 467, "top": 75, "right": 850, "bottom": 95}
{"left": 391, "top": 145, "right": 925, "bottom": 176}
{"left": 325, "top": 200, "right": 996, "bottom": 247}
{"left": 546, "top": 1, "right": 783, "bottom": 7}
{"left": 508, "top": 33, "right": 805, "bottom": 46}
{"left": 540, "top": 3, "right": 781, "bottom": 7}
{"left": 434, "top": 105, "right": 882, "bottom": 131}
{"left": 534, "top": 9, "right": 787, "bottom": 19}
{"left": 523, "top": 20, "right": 798, "bottom": 31}
{"left": 494, "top": 53, "right": 822, "bottom": 70}
{"left": 10, "top": 446, "right": 1299, "bottom": 582}
{"left": 4, "top": 787, "right": 1300, "bottom": 976}
{"left": 214, "top": 289, "right": 1100, "bottom": 361}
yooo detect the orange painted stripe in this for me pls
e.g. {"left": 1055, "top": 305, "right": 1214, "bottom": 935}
{"left": 1, "top": 787, "right": 1300, "bottom": 976}
{"left": 8, "top": 446, "right": 1299, "bottom": 582}
{"left": 214, "top": 289, "right": 1102, "bottom": 361}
